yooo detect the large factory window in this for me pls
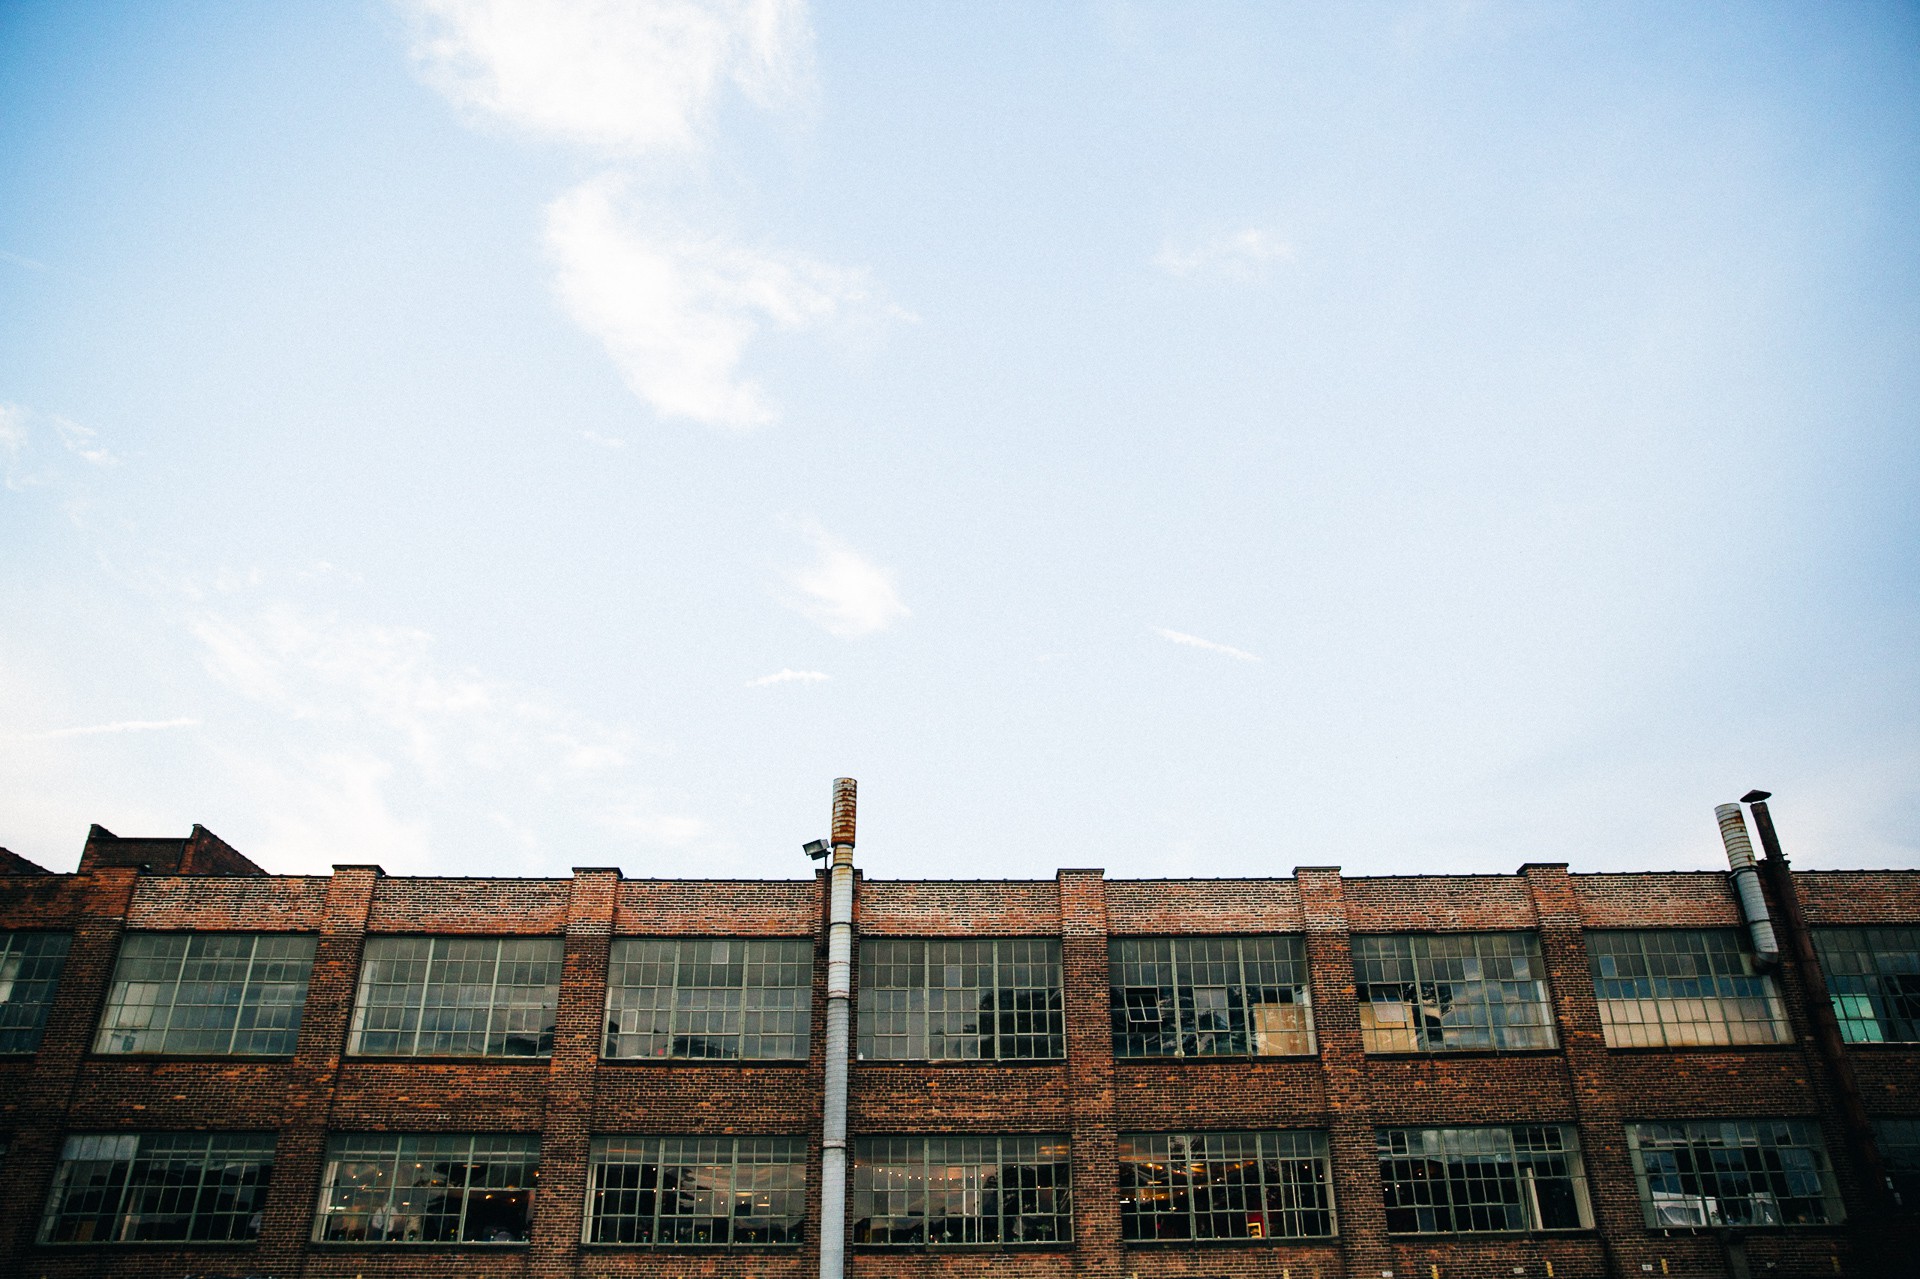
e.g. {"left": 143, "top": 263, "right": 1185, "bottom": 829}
{"left": 1624, "top": 1120, "right": 1842, "bottom": 1227}
{"left": 40, "top": 1132, "right": 275, "bottom": 1244}
{"left": 852, "top": 1135, "right": 1072, "bottom": 1247}
{"left": 1874, "top": 1118, "right": 1920, "bottom": 1209}
{"left": 348, "top": 936, "right": 563, "bottom": 1057}
{"left": 1109, "top": 935, "right": 1314, "bottom": 1058}
{"left": 94, "top": 932, "right": 314, "bottom": 1056}
{"left": 1118, "top": 1130, "right": 1334, "bottom": 1240}
{"left": 1376, "top": 1125, "right": 1591, "bottom": 1234}
{"left": 603, "top": 938, "right": 811, "bottom": 1060}
{"left": 857, "top": 938, "right": 1064, "bottom": 1061}
{"left": 585, "top": 1136, "right": 806, "bottom": 1246}
{"left": 1353, "top": 933, "right": 1557, "bottom": 1053}
{"left": 313, "top": 1133, "right": 540, "bottom": 1244}
{"left": 0, "top": 930, "right": 71, "bottom": 1054}
{"left": 1588, "top": 929, "right": 1789, "bottom": 1049}
{"left": 1812, "top": 926, "right": 1920, "bottom": 1043}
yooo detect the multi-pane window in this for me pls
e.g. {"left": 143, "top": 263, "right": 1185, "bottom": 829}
{"left": 0, "top": 930, "right": 71, "bottom": 1053}
{"left": 1812, "top": 927, "right": 1920, "bottom": 1043}
{"left": 349, "top": 937, "right": 562, "bottom": 1057}
{"left": 1110, "top": 936, "right": 1314, "bottom": 1058}
{"left": 1377, "top": 1126, "right": 1591, "bottom": 1234}
{"left": 1354, "top": 933, "right": 1556, "bottom": 1053}
{"left": 314, "top": 1133, "right": 539, "bottom": 1244}
{"left": 1588, "top": 930, "right": 1790, "bottom": 1049}
{"left": 1119, "top": 1131, "right": 1333, "bottom": 1241}
{"left": 40, "top": 1132, "right": 275, "bottom": 1244}
{"left": 1874, "top": 1118, "right": 1920, "bottom": 1209}
{"left": 604, "top": 938, "right": 811, "bottom": 1060}
{"left": 1624, "top": 1120, "right": 1842, "bottom": 1227}
{"left": 853, "top": 1136, "right": 1072, "bottom": 1246}
{"left": 858, "top": 939, "right": 1064, "bottom": 1061}
{"left": 586, "top": 1136, "right": 806, "bottom": 1245}
{"left": 95, "top": 933, "right": 315, "bottom": 1056}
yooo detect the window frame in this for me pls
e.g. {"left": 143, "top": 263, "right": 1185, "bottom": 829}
{"left": 1109, "top": 935, "right": 1316, "bottom": 1059}
{"left": 1587, "top": 929, "right": 1791, "bottom": 1050}
{"left": 1118, "top": 1129, "right": 1335, "bottom": 1242}
{"left": 1376, "top": 1125, "right": 1593, "bottom": 1235}
{"left": 312, "top": 1132, "right": 541, "bottom": 1245}
{"left": 94, "top": 931, "right": 316, "bottom": 1057}
{"left": 602, "top": 937, "right": 813, "bottom": 1062}
{"left": 583, "top": 1135, "right": 807, "bottom": 1247}
{"left": 0, "top": 929, "right": 73, "bottom": 1055}
{"left": 852, "top": 1134, "right": 1074, "bottom": 1248}
{"left": 39, "top": 1131, "right": 277, "bottom": 1245}
{"left": 348, "top": 935, "right": 564, "bottom": 1059}
{"left": 1811, "top": 926, "right": 1920, "bottom": 1044}
{"left": 1352, "top": 932, "right": 1558, "bottom": 1054}
{"left": 856, "top": 937, "right": 1066, "bottom": 1063}
{"left": 1623, "top": 1119, "right": 1844, "bottom": 1228}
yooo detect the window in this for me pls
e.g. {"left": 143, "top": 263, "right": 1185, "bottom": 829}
{"left": 1588, "top": 930, "right": 1789, "bottom": 1049}
{"left": 40, "top": 1132, "right": 274, "bottom": 1244}
{"left": 1875, "top": 1118, "right": 1920, "bottom": 1209}
{"left": 1119, "top": 1130, "right": 1333, "bottom": 1241}
{"left": 349, "top": 937, "right": 562, "bottom": 1057}
{"left": 1110, "top": 936, "right": 1314, "bottom": 1058}
{"left": 853, "top": 1136, "right": 1072, "bottom": 1247}
{"left": 94, "top": 933, "right": 315, "bottom": 1056}
{"left": 604, "top": 938, "right": 810, "bottom": 1060}
{"left": 1354, "top": 933, "right": 1556, "bottom": 1053}
{"left": 0, "top": 930, "right": 71, "bottom": 1053}
{"left": 857, "top": 939, "right": 1064, "bottom": 1061}
{"left": 1624, "top": 1120, "right": 1842, "bottom": 1227}
{"left": 1377, "top": 1126, "right": 1591, "bottom": 1234}
{"left": 314, "top": 1133, "right": 539, "bottom": 1244}
{"left": 586, "top": 1136, "right": 806, "bottom": 1245}
{"left": 1812, "top": 927, "right": 1920, "bottom": 1043}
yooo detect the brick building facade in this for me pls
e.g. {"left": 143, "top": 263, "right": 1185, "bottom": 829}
{"left": 0, "top": 814, "right": 1915, "bottom": 1278}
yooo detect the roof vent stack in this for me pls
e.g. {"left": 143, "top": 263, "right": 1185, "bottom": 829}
{"left": 1715, "top": 802, "right": 1780, "bottom": 968}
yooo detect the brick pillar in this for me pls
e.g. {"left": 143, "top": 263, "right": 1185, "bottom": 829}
{"left": 253, "top": 863, "right": 381, "bottom": 1270}
{"left": 1297, "top": 865, "right": 1365, "bottom": 1279}
{"left": 529, "top": 866, "right": 620, "bottom": 1275}
{"left": 0, "top": 866, "right": 137, "bottom": 1262}
{"left": 1521, "top": 861, "right": 1629, "bottom": 1279}
{"left": 1058, "top": 868, "right": 1120, "bottom": 1279}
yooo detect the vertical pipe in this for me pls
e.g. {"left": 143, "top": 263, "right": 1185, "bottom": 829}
{"left": 1714, "top": 804, "right": 1780, "bottom": 965}
{"left": 820, "top": 778, "right": 857, "bottom": 1279}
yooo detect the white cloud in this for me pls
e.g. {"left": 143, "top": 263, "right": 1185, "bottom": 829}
{"left": 1154, "top": 627, "right": 1260, "bottom": 662}
{"left": 747, "top": 667, "right": 830, "bottom": 687}
{"left": 580, "top": 429, "right": 627, "bottom": 449}
{"left": 404, "top": 0, "right": 811, "bottom": 155}
{"left": 785, "top": 526, "right": 909, "bottom": 638}
{"left": 0, "top": 249, "right": 49, "bottom": 272}
{"left": 26, "top": 718, "right": 200, "bottom": 740}
{"left": 546, "top": 178, "right": 898, "bottom": 427}
{"left": 1155, "top": 227, "right": 1294, "bottom": 282}
{"left": 52, "top": 416, "right": 119, "bottom": 466}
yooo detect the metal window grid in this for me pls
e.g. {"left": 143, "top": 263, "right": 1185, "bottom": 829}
{"left": 1110, "top": 936, "right": 1314, "bottom": 1058}
{"left": 585, "top": 1135, "right": 807, "bottom": 1245}
{"left": 1376, "top": 1125, "right": 1592, "bottom": 1234}
{"left": 1625, "top": 1119, "right": 1842, "bottom": 1227}
{"left": 1812, "top": 926, "right": 1920, "bottom": 1043}
{"left": 852, "top": 1135, "right": 1072, "bottom": 1247}
{"left": 1873, "top": 1118, "right": 1920, "bottom": 1209}
{"left": 314, "top": 1133, "right": 540, "bottom": 1244}
{"left": 40, "top": 1132, "right": 275, "bottom": 1244}
{"left": 1118, "top": 1130, "right": 1334, "bottom": 1240}
{"left": 0, "top": 930, "right": 72, "bottom": 1054}
{"left": 95, "top": 932, "right": 315, "bottom": 1056}
{"left": 1353, "top": 933, "right": 1557, "bottom": 1053}
{"left": 1589, "top": 930, "right": 1790, "bottom": 1049}
{"left": 857, "top": 938, "right": 1065, "bottom": 1061}
{"left": 603, "top": 938, "right": 811, "bottom": 1060}
{"left": 349, "top": 937, "right": 562, "bottom": 1057}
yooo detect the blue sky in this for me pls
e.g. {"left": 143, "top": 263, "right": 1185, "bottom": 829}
{"left": 2, "top": 1, "right": 1915, "bottom": 880}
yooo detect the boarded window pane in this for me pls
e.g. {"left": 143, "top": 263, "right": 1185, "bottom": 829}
{"left": 1354, "top": 934, "right": 1556, "bottom": 1053}
{"left": 1588, "top": 930, "right": 1789, "bottom": 1049}
{"left": 1110, "top": 936, "right": 1315, "bottom": 1058}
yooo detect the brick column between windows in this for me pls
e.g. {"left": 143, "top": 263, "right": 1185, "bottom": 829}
{"left": 1058, "top": 868, "right": 1120, "bottom": 1279}
{"left": 529, "top": 866, "right": 620, "bottom": 1274}
{"left": 253, "top": 863, "right": 381, "bottom": 1272}
{"left": 0, "top": 865, "right": 137, "bottom": 1262}
{"left": 1296, "top": 865, "right": 1368, "bottom": 1279}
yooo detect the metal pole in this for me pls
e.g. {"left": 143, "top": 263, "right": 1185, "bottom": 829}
{"left": 819, "top": 778, "right": 858, "bottom": 1279}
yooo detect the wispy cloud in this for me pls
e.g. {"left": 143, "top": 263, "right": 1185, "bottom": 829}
{"left": 26, "top": 718, "right": 201, "bottom": 740}
{"left": 785, "top": 526, "right": 909, "bottom": 638}
{"left": 0, "top": 403, "right": 120, "bottom": 492}
{"left": 746, "top": 667, "right": 829, "bottom": 687}
{"left": 1154, "top": 627, "right": 1260, "bottom": 662}
{"left": 580, "top": 429, "right": 627, "bottom": 449}
{"left": 1154, "top": 227, "right": 1294, "bottom": 282}
{"left": 0, "top": 249, "right": 49, "bottom": 272}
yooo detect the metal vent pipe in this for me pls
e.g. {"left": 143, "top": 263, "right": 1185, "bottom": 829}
{"left": 1715, "top": 803, "right": 1780, "bottom": 967}
{"left": 819, "top": 778, "right": 857, "bottom": 1279}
